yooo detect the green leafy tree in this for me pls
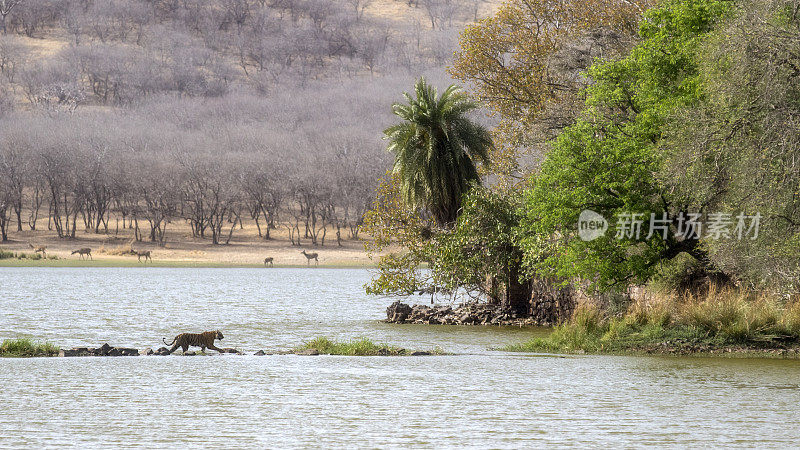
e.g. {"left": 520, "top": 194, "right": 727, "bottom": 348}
{"left": 661, "top": 0, "right": 800, "bottom": 292}
{"left": 430, "top": 186, "right": 529, "bottom": 312}
{"left": 519, "top": 0, "right": 733, "bottom": 290}
{"left": 383, "top": 78, "right": 492, "bottom": 227}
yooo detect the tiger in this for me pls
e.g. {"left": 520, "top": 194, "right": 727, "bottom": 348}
{"left": 162, "top": 330, "right": 224, "bottom": 354}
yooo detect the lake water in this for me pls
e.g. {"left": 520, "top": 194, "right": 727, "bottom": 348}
{"left": 1, "top": 268, "right": 800, "bottom": 448}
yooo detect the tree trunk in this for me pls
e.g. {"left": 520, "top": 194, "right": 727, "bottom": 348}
{"left": 14, "top": 205, "right": 21, "bottom": 232}
{"left": 502, "top": 264, "right": 532, "bottom": 316}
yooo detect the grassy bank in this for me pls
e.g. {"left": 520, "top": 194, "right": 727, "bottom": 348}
{"left": 294, "top": 337, "right": 439, "bottom": 356}
{"left": 0, "top": 339, "right": 59, "bottom": 357}
{"left": 503, "top": 287, "right": 800, "bottom": 357}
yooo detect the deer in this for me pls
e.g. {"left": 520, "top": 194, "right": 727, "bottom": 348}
{"left": 71, "top": 248, "right": 92, "bottom": 260}
{"left": 136, "top": 250, "right": 152, "bottom": 263}
{"left": 301, "top": 250, "right": 318, "bottom": 267}
{"left": 264, "top": 257, "right": 274, "bottom": 267}
{"left": 28, "top": 243, "right": 46, "bottom": 258}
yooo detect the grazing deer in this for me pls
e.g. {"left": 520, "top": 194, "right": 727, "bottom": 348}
{"left": 71, "top": 248, "right": 92, "bottom": 260}
{"left": 264, "top": 257, "right": 274, "bottom": 267}
{"left": 301, "top": 250, "right": 318, "bottom": 267}
{"left": 28, "top": 243, "right": 46, "bottom": 258}
{"left": 136, "top": 250, "right": 152, "bottom": 263}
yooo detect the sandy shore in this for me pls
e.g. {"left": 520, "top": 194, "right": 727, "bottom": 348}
{"left": 0, "top": 221, "right": 384, "bottom": 268}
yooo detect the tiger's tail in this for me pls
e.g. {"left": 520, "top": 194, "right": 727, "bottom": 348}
{"left": 163, "top": 336, "right": 176, "bottom": 346}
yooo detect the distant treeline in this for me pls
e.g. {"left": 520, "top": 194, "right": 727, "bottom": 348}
{"left": 0, "top": 95, "right": 391, "bottom": 245}
{"left": 0, "top": 0, "right": 493, "bottom": 244}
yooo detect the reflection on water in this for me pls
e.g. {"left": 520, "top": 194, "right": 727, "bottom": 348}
{"left": 2, "top": 268, "right": 800, "bottom": 447}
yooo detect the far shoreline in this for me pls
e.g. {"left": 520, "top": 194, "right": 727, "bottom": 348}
{"left": 0, "top": 258, "right": 379, "bottom": 269}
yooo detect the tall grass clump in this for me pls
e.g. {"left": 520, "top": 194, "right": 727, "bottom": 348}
{"left": 0, "top": 249, "right": 15, "bottom": 259}
{"left": 295, "top": 337, "right": 408, "bottom": 356}
{"left": 504, "top": 304, "right": 608, "bottom": 352}
{"left": 0, "top": 338, "right": 59, "bottom": 357}
{"left": 781, "top": 300, "right": 800, "bottom": 335}
{"left": 680, "top": 287, "right": 784, "bottom": 342}
{"left": 505, "top": 285, "right": 800, "bottom": 354}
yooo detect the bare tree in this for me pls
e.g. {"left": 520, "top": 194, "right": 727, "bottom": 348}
{"left": 0, "top": 0, "right": 23, "bottom": 35}
{"left": 345, "top": 0, "right": 374, "bottom": 22}
{"left": 0, "top": 34, "right": 28, "bottom": 82}
{"left": 0, "top": 140, "right": 25, "bottom": 239}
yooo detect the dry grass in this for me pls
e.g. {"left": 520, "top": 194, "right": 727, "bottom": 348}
{"left": 505, "top": 285, "right": 800, "bottom": 354}
{"left": 97, "top": 239, "right": 136, "bottom": 256}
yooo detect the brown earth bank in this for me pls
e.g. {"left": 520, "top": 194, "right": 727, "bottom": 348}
{"left": 0, "top": 219, "right": 385, "bottom": 267}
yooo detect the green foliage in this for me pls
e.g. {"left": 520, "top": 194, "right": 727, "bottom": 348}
{"left": 430, "top": 186, "right": 524, "bottom": 295}
{"left": 0, "top": 339, "right": 59, "bottom": 357}
{"left": 519, "top": 0, "right": 733, "bottom": 290}
{"left": 364, "top": 253, "right": 427, "bottom": 296}
{"left": 0, "top": 249, "right": 14, "bottom": 259}
{"left": 661, "top": 0, "right": 800, "bottom": 291}
{"left": 384, "top": 77, "right": 492, "bottom": 226}
{"left": 295, "top": 337, "right": 408, "bottom": 356}
{"left": 366, "top": 79, "right": 496, "bottom": 296}
{"left": 365, "top": 184, "right": 528, "bottom": 301}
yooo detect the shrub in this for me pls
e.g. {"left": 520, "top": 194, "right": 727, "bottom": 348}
{"left": 0, "top": 339, "right": 59, "bottom": 357}
{"left": 295, "top": 337, "right": 408, "bottom": 356}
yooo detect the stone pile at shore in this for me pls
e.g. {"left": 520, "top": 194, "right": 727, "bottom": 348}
{"left": 59, "top": 343, "right": 139, "bottom": 357}
{"left": 385, "top": 301, "right": 546, "bottom": 327}
{"left": 58, "top": 344, "right": 243, "bottom": 356}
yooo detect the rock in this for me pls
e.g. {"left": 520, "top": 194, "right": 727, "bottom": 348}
{"left": 295, "top": 349, "right": 319, "bottom": 356}
{"left": 59, "top": 348, "right": 92, "bottom": 357}
{"left": 98, "top": 343, "right": 112, "bottom": 356}
{"left": 184, "top": 351, "right": 196, "bottom": 356}
{"left": 118, "top": 348, "right": 139, "bottom": 356}
{"left": 253, "top": 350, "right": 266, "bottom": 356}
{"left": 155, "top": 347, "right": 170, "bottom": 356}
{"left": 221, "top": 348, "right": 239, "bottom": 354}
{"left": 411, "top": 351, "right": 431, "bottom": 356}
{"left": 143, "top": 348, "right": 154, "bottom": 356}
{"left": 386, "top": 301, "right": 413, "bottom": 323}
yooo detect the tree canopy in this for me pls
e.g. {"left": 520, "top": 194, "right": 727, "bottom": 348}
{"left": 518, "top": 0, "right": 734, "bottom": 290}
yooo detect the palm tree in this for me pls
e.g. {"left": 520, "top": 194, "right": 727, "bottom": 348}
{"left": 384, "top": 78, "right": 492, "bottom": 226}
